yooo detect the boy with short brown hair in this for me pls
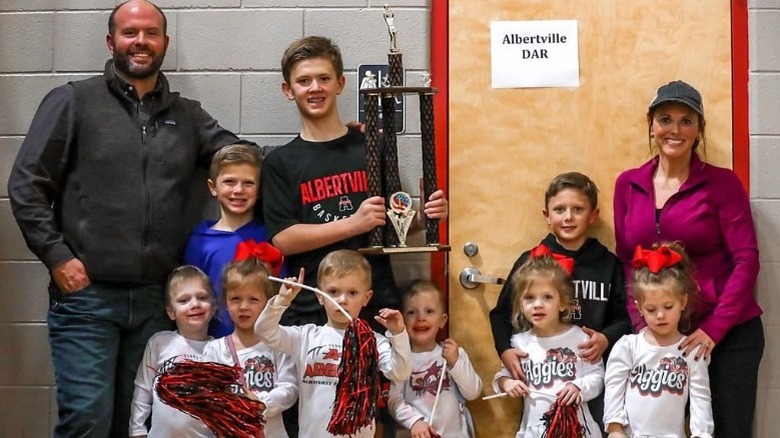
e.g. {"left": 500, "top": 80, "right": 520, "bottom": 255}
{"left": 255, "top": 250, "right": 412, "bottom": 437}
{"left": 262, "top": 36, "right": 448, "bottom": 330}
{"left": 489, "top": 172, "right": 632, "bottom": 435}
{"left": 184, "top": 143, "right": 274, "bottom": 337}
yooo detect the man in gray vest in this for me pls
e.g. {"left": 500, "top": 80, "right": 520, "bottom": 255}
{"left": 7, "top": 1, "right": 248, "bottom": 436}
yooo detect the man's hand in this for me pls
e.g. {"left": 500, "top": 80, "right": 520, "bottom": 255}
{"left": 578, "top": 327, "right": 608, "bottom": 364}
{"left": 52, "top": 258, "right": 90, "bottom": 294}
{"left": 374, "top": 308, "right": 405, "bottom": 335}
{"left": 441, "top": 338, "right": 460, "bottom": 367}
{"left": 500, "top": 348, "right": 528, "bottom": 380}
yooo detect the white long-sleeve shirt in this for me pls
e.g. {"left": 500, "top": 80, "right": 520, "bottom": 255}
{"left": 200, "top": 336, "right": 298, "bottom": 438}
{"left": 492, "top": 325, "right": 604, "bottom": 438}
{"left": 256, "top": 295, "right": 412, "bottom": 438}
{"left": 129, "top": 331, "right": 213, "bottom": 438}
{"left": 603, "top": 329, "right": 713, "bottom": 438}
{"left": 388, "top": 345, "right": 482, "bottom": 437}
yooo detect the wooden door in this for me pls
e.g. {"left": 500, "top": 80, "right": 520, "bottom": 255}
{"left": 445, "top": 1, "right": 734, "bottom": 436}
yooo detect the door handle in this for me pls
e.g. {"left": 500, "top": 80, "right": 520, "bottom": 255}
{"left": 459, "top": 267, "right": 506, "bottom": 290}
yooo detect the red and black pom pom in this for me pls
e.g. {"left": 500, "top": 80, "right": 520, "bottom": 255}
{"left": 540, "top": 398, "right": 588, "bottom": 438}
{"left": 156, "top": 359, "right": 266, "bottom": 438}
{"left": 326, "top": 318, "right": 381, "bottom": 436}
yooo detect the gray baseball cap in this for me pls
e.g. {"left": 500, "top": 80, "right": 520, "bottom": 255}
{"left": 648, "top": 80, "right": 703, "bottom": 115}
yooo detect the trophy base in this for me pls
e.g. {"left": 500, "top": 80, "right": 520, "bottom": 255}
{"left": 358, "top": 244, "right": 451, "bottom": 255}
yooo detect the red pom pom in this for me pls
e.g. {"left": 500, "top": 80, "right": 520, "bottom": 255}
{"left": 326, "top": 318, "right": 380, "bottom": 435}
{"left": 156, "top": 360, "right": 266, "bottom": 438}
{"left": 540, "top": 398, "right": 589, "bottom": 438}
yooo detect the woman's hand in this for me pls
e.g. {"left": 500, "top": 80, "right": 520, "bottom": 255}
{"left": 679, "top": 328, "right": 715, "bottom": 361}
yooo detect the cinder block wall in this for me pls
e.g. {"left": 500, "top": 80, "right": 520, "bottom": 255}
{"left": 0, "top": 0, "right": 431, "bottom": 435}
{"left": 750, "top": 0, "right": 780, "bottom": 436}
{"left": 2, "top": 1, "right": 779, "bottom": 436}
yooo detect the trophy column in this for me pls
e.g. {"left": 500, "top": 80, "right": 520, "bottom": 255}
{"left": 363, "top": 93, "right": 383, "bottom": 247}
{"left": 419, "top": 92, "right": 439, "bottom": 245}
{"left": 358, "top": 4, "right": 449, "bottom": 254}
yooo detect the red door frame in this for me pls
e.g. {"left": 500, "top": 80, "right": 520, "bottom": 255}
{"left": 429, "top": 0, "right": 449, "bottom": 294}
{"left": 731, "top": 0, "right": 750, "bottom": 189}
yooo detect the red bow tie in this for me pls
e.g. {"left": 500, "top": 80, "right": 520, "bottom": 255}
{"left": 529, "top": 244, "right": 574, "bottom": 275}
{"left": 234, "top": 239, "right": 284, "bottom": 276}
{"left": 631, "top": 245, "right": 682, "bottom": 274}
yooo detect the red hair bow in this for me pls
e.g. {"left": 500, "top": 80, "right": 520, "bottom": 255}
{"left": 529, "top": 244, "right": 574, "bottom": 275}
{"left": 234, "top": 239, "right": 284, "bottom": 276}
{"left": 631, "top": 245, "right": 682, "bottom": 274}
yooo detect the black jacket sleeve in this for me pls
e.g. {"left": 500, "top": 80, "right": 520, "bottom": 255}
{"left": 489, "top": 251, "right": 531, "bottom": 355}
{"left": 600, "top": 259, "right": 633, "bottom": 356}
{"left": 8, "top": 85, "right": 78, "bottom": 270}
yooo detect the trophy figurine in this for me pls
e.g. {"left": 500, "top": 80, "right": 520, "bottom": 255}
{"left": 383, "top": 4, "right": 399, "bottom": 54}
{"left": 387, "top": 192, "right": 416, "bottom": 247}
{"left": 359, "top": 5, "right": 449, "bottom": 254}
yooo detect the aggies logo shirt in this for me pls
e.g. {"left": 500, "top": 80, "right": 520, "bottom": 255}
{"left": 629, "top": 355, "right": 689, "bottom": 397}
{"left": 522, "top": 347, "right": 578, "bottom": 388}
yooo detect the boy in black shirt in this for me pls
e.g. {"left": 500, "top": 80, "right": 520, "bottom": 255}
{"left": 489, "top": 172, "right": 631, "bottom": 435}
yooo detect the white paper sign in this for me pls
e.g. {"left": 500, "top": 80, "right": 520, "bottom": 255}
{"left": 490, "top": 20, "right": 579, "bottom": 88}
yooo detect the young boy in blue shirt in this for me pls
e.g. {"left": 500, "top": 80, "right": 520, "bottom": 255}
{"left": 184, "top": 144, "right": 276, "bottom": 337}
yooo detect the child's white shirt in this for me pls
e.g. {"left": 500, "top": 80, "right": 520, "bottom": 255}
{"left": 603, "top": 329, "right": 713, "bottom": 438}
{"left": 387, "top": 344, "right": 482, "bottom": 437}
{"left": 129, "top": 330, "right": 214, "bottom": 438}
{"left": 200, "top": 336, "right": 298, "bottom": 438}
{"left": 492, "top": 325, "right": 604, "bottom": 438}
{"left": 256, "top": 294, "right": 412, "bottom": 438}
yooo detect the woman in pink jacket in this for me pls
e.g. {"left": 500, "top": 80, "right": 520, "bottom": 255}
{"left": 613, "top": 80, "right": 763, "bottom": 438}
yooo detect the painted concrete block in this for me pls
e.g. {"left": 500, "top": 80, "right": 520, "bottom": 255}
{"left": 0, "top": 324, "right": 55, "bottom": 386}
{"left": 0, "top": 262, "right": 49, "bottom": 323}
{"left": 177, "top": 9, "right": 302, "bottom": 70}
{"left": 0, "top": 74, "right": 92, "bottom": 135}
{"left": 0, "top": 201, "right": 38, "bottom": 261}
{"left": 0, "top": 13, "right": 54, "bottom": 72}
{"left": 750, "top": 136, "right": 780, "bottom": 198}
{"left": 0, "top": 386, "right": 55, "bottom": 437}
{"left": 0, "top": 138, "right": 22, "bottom": 198}
{"left": 0, "top": 0, "right": 108, "bottom": 11}
{"left": 166, "top": 73, "right": 242, "bottom": 133}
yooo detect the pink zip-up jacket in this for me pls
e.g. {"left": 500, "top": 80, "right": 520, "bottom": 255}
{"left": 613, "top": 154, "right": 762, "bottom": 343}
